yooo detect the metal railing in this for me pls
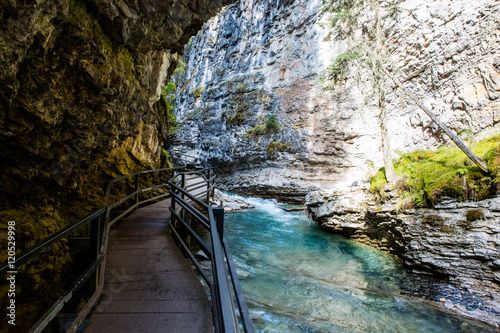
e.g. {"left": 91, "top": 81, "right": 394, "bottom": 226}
{"left": 168, "top": 169, "right": 254, "bottom": 333}
{"left": 0, "top": 167, "right": 177, "bottom": 333}
{"left": 0, "top": 163, "right": 254, "bottom": 332}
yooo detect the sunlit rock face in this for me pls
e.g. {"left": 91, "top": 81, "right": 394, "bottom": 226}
{"left": 170, "top": 0, "right": 500, "bottom": 200}
{"left": 306, "top": 187, "right": 500, "bottom": 328}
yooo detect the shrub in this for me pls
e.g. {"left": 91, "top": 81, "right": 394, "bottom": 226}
{"left": 266, "top": 142, "right": 290, "bottom": 155}
{"left": 247, "top": 115, "right": 281, "bottom": 136}
{"left": 324, "top": 49, "right": 361, "bottom": 84}
{"left": 192, "top": 86, "right": 204, "bottom": 99}
{"left": 466, "top": 209, "right": 484, "bottom": 222}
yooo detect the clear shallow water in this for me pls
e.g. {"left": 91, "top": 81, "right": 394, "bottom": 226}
{"left": 223, "top": 196, "right": 491, "bottom": 333}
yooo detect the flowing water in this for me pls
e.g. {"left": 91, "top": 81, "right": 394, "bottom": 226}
{"left": 223, "top": 195, "right": 493, "bottom": 333}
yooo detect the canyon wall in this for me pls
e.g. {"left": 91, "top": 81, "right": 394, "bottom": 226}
{"left": 0, "top": 0, "right": 233, "bottom": 249}
{"left": 0, "top": 0, "right": 233, "bottom": 328}
{"left": 169, "top": 0, "right": 500, "bottom": 201}
{"left": 169, "top": 0, "right": 500, "bottom": 327}
{"left": 306, "top": 187, "right": 500, "bottom": 327}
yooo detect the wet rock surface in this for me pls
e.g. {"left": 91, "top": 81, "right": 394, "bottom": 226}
{"left": 0, "top": 0, "right": 234, "bottom": 233}
{"left": 211, "top": 189, "right": 254, "bottom": 212}
{"left": 306, "top": 187, "right": 500, "bottom": 327}
{"left": 0, "top": 0, "right": 234, "bottom": 330}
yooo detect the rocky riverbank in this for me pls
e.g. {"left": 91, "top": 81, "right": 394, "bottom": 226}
{"left": 306, "top": 186, "right": 500, "bottom": 327}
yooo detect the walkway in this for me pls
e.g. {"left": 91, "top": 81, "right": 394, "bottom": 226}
{"left": 83, "top": 198, "right": 212, "bottom": 333}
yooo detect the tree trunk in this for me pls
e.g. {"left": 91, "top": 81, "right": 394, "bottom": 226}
{"left": 379, "top": 92, "right": 396, "bottom": 183}
{"left": 381, "top": 67, "right": 490, "bottom": 174}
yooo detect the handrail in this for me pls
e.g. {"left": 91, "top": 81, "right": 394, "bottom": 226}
{"left": 168, "top": 170, "right": 254, "bottom": 333}
{"left": 1, "top": 161, "right": 253, "bottom": 332}
{"left": 1, "top": 166, "right": 177, "bottom": 333}
{"left": 0, "top": 207, "right": 106, "bottom": 276}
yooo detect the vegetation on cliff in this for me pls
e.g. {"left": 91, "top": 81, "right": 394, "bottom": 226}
{"left": 371, "top": 134, "right": 500, "bottom": 208}
{"left": 247, "top": 114, "right": 281, "bottom": 136}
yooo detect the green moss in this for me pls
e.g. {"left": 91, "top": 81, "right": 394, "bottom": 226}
{"left": 161, "top": 82, "right": 178, "bottom": 133}
{"left": 370, "top": 167, "right": 387, "bottom": 196}
{"left": 235, "top": 83, "right": 246, "bottom": 93}
{"left": 226, "top": 112, "right": 246, "bottom": 124}
{"left": 370, "top": 133, "right": 500, "bottom": 207}
{"left": 466, "top": 208, "right": 484, "bottom": 222}
{"left": 422, "top": 214, "right": 444, "bottom": 226}
{"left": 69, "top": 0, "right": 93, "bottom": 28}
{"left": 192, "top": 86, "right": 204, "bottom": 99}
{"left": 266, "top": 142, "right": 291, "bottom": 155}
{"left": 117, "top": 46, "right": 136, "bottom": 81}
{"left": 225, "top": 101, "right": 250, "bottom": 125}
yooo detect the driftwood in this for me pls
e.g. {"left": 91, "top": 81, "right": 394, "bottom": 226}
{"left": 381, "top": 66, "right": 489, "bottom": 174}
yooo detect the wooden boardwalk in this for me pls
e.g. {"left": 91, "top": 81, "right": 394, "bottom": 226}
{"left": 83, "top": 198, "right": 212, "bottom": 333}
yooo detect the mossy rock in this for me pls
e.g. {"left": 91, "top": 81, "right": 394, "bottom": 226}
{"left": 466, "top": 208, "right": 484, "bottom": 222}
{"left": 370, "top": 133, "right": 500, "bottom": 207}
{"left": 266, "top": 142, "right": 291, "bottom": 155}
{"left": 422, "top": 214, "right": 444, "bottom": 226}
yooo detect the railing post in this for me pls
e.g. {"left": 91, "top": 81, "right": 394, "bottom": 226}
{"left": 181, "top": 171, "right": 186, "bottom": 211}
{"left": 134, "top": 173, "right": 140, "bottom": 210}
{"left": 104, "top": 181, "right": 112, "bottom": 207}
{"left": 171, "top": 194, "right": 176, "bottom": 218}
{"left": 213, "top": 207, "right": 224, "bottom": 241}
{"left": 207, "top": 168, "right": 212, "bottom": 205}
{"left": 89, "top": 215, "right": 100, "bottom": 292}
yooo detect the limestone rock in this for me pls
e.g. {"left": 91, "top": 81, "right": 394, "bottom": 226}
{"left": 304, "top": 191, "right": 325, "bottom": 207}
{"left": 306, "top": 188, "right": 500, "bottom": 328}
{"left": 0, "top": 0, "right": 234, "bottom": 329}
{"left": 168, "top": 0, "right": 500, "bottom": 201}
{"left": 0, "top": 0, "right": 234, "bottom": 239}
{"left": 211, "top": 189, "right": 254, "bottom": 212}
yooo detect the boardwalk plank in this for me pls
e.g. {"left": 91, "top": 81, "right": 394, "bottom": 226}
{"left": 83, "top": 196, "right": 212, "bottom": 333}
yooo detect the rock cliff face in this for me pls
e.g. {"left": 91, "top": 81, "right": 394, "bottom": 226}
{"left": 0, "top": 0, "right": 233, "bottom": 328}
{"left": 169, "top": 0, "right": 500, "bottom": 327}
{"left": 169, "top": 0, "right": 500, "bottom": 200}
{"left": 0, "top": 0, "right": 233, "bottom": 245}
{"left": 306, "top": 188, "right": 500, "bottom": 327}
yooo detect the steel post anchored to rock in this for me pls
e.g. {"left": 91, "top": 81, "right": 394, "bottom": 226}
{"left": 381, "top": 66, "right": 490, "bottom": 174}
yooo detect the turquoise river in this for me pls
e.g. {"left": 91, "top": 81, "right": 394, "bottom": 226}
{"left": 223, "top": 195, "right": 495, "bottom": 333}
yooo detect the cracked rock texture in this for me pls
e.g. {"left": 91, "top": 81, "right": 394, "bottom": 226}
{"left": 168, "top": 0, "right": 500, "bottom": 327}
{"left": 306, "top": 187, "right": 500, "bottom": 327}
{"left": 0, "top": 0, "right": 233, "bottom": 329}
{"left": 169, "top": 0, "right": 500, "bottom": 200}
{"left": 0, "top": 0, "right": 233, "bottom": 247}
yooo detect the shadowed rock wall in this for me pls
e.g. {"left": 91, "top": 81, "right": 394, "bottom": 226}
{"left": 0, "top": 0, "right": 233, "bottom": 329}
{"left": 0, "top": 0, "right": 233, "bottom": 248}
